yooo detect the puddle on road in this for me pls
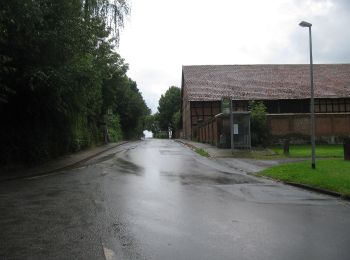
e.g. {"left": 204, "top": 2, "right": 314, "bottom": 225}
{"left": 92, "top": 147, "right": 259, "bottom": 186}
{"left": 89, "top": 153, "right": 116, "bottom": 165}
{"left": 160, "top": 171, "right": 259, "bottom": 186}
{"left": 179, "top": 174, "right": 259, "bottom": 186}
{"left": 111, "top": 158, "right": 144, "bottom": 175}
{"left": 159, "top": 149, "right": 184, "bottom": 156}
{"left": 45, "top": 190, "right": 63, "bottom": 197}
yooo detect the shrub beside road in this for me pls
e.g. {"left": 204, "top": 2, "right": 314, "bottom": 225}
{"left": 195, "top": 148, "right": 210, "bottom": 157}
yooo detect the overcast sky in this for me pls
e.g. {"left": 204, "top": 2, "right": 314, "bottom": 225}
{"left": 118, "top": 0, "right": 350, "bottom": 113}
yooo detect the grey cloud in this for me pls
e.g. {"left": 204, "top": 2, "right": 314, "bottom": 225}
{"left": 269, "top": 0, "right": 350, "bottom": 64}
{"left": 308, "top": 0, "right": 350, "bottom": 63}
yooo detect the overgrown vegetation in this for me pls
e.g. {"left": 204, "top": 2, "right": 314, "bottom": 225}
{"left": 0, "top": 0, "right": 149, "bottom": 164}
{"left": 195, "top": 148, "right": 210, "bottom": 157}
{"left": 259, "top": 159, "right": 350, "bottom": 197}
{"left": 249, "top": 101, "right": 269, "bottom": 147}
{"left": 105, "top": 114, "right": 123, "bottom": 142}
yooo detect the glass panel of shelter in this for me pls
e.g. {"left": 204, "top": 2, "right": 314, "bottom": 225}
{"left": 232, "top": 113, "right": 251, "bottom": 149}
{"left": 219, "top": 112, "right": 251, "bottom": 150}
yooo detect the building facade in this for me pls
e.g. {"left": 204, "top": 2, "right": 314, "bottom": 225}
{"left": 181, "top": 64, "right": 350, "bottom": 144}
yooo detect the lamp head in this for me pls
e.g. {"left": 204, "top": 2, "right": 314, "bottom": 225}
{"left": 299, "top": 21, "right": 312, "bottom": 27}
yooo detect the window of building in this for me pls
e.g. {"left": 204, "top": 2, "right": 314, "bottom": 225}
{"left": 265, "top": 99, "right": 309, "bottom": 113}
{"left": 315, "top": 98, "right": 350, "bottom": 113}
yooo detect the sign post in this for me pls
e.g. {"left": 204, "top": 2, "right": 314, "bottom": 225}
{"left": 230, "top": 99, "right": 234, "bottom": 153}
{"left": 222, "top": 97, "right": 234, "bottom": 152}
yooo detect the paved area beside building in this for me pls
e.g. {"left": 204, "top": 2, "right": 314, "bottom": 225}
{"left": 175, "top": 139, "right": 301, "bottom": 174}
{"left": 176, "top": 139, "right": 236, "bottom": 157}
{"left": 1, "top": 139, "right": 350, "bottom": 260}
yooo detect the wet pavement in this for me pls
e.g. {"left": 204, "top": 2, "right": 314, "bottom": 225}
{"left": 1, "top": 139, "right": 350, "bottom": 259}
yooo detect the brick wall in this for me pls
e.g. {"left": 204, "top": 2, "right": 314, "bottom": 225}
{"left": 268, "top": 113, "right": 350, "bottom": 138}
{"left": 198, "top": 119, "right": 216, "bottom": 145}
{"left": 182, "top": 100, "right": 191, "bottom": 139}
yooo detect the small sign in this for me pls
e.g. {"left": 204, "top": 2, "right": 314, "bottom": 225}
{"left": 221, "top": 97, "right": 231, "bottom": 115}
{"left": 233, "top": 124, "right": 239, "bottom": 134}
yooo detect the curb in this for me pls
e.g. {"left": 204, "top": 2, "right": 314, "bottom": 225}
{"left": 174, "top": 139, "right": 209, "bottom": 155}
{"left": 174, "top": 139, "right": 196, "bottom": 150}
{"left": 257, "top": 174, "right": 350, "bottom": 201}
{"left": 283, "top": 181, "right": 350, "bottom": 201}
{"left": 0, "top": 141, "right": 128, "bottom": 183}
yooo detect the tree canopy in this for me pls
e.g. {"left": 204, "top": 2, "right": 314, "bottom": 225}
{"left": 0, "top": 0, "right": 149, "bottom": 164}
{"left": 157, "top": 86, "right": 181, "bottom": 138}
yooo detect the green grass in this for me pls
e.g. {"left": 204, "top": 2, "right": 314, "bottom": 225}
{"left": 224, "top": 144, "right": 343, "bottom": 160}
{"left": 228, "top": 149, "right": 283, "bottom": 160}
{"left": 271, "top": 144, "right": 343, "bottom": 158}
{"left": 259, "top": 159, "right": 350, "bottom": 196}
{"left": 195, "top": 148, "right": 210, "bottom": 157}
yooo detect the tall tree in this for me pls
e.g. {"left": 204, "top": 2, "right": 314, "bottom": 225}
{"left": 157, "top": 86, "right": 181, "bottom": 138}
{"left": 82, "top": 0, "right": 129, "bottom": 44}
{"left": 0, "top": 0, "right": 149, "bottom": 165}
{"left": 114, "top": 78, "right": 150, "bottom": 139}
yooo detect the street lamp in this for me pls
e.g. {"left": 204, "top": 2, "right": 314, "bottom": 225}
{"left": 299, "top": 20, "right": 316, "bottom": 169}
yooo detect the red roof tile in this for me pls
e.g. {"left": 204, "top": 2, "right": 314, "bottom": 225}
{"left": 182, "top": 64, "right": 350, "bottom": 101}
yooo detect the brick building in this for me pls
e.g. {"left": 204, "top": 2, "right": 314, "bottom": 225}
{"left": 181, "top": 64, "right": 350, "bottom": 145}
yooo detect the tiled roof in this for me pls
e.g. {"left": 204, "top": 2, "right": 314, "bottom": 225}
{"left": 182, "top": 64, "right": 350, "bottom": 101}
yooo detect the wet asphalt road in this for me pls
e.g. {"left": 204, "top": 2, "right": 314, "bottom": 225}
{"left": 1, "top": 139, "right": 350, "bottom": 260}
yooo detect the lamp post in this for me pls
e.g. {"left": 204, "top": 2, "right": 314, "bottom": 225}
{"left": 299, "top": 20, "right": 316, "bottom": 169}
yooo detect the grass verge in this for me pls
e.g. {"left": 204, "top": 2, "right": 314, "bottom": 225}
{"left": 229, "top": 149, "right": 282, "bottom": 160}
{"left": 271, "top": 144, "right": 343, "bottom": 158}
{"left": 214, "top": 144, "right": 343, "bottom": 160}
{"left": 195, "top": 148, "right": 210, "bottom": 157}
{"left": 258, "top": 159, "right": 350, "bottom": 197}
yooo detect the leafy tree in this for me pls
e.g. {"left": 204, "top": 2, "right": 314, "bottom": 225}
{"left": 113, "top": 78, "right": 150, "bottom": 139}
{"left": 157, "top": 86, "right": 181, "bottom": 138}
{"left": 172, "top": 111, "right": 181, "bottom": 135}
{"left": 82, "top": 0, "right": 129, "bottom": 44}
{"left": 0, "top": 0, "right": 150, "bottom": 165}
{"left": 249, "top": 101, "right": 270, "bottom": 147}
